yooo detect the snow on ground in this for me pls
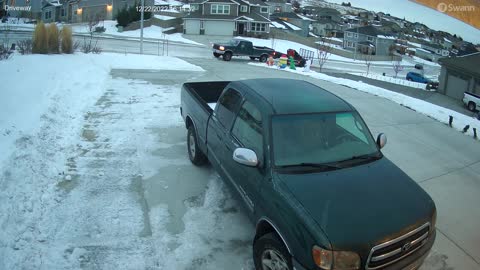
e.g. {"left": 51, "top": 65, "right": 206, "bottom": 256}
{"left": 351, "top": 72, "right": 434, "bottom": 90}
{"left": 325, "top": 0, "right": 480, "bottom": 44}
{"left": 409, "top": 56, "right": 441, "bottom": 67}
{"left": 73, "top": 20, "right": 202, "bottom": 45}
{"left": 0, "top": 53, "right": 203, "bottom": 169}
{"left": 249, "top": 62, "right": 480, "bottom": 138}
{"left": 0, "top": 53, "right": 254, "bottom": 269}
{"left": 154, "top": 14, "right": 176, "bottom": 20}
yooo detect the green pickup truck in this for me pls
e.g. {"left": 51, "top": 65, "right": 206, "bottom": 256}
{"left": 212, "top": 39, "right": 276, "bottom": 62}
{"left": 180, "top": 79, "right": 436, "bottom": 270}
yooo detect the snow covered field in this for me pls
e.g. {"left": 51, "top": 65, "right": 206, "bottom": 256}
{"left": 249, "top": 62, "right": 480, "bottom": 139}
{"left": 0, "top": 53, "right": 256, "bottom": 269}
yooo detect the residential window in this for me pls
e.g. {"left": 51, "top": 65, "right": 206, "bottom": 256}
{"left": 353, "top": 33, "right": 358, "bottom": 38}
{"left": 260, "top": 6, "right": 268, "bottom": 13}
{"left": 211, "top": 4, "right": 230, "bottom": 14}
{"left": 367, "top": 36, "right": 374, "bottom": 42}
{"left": 61, "top": 8, "right": 65, "bottom": 17}
{"left": 45, "top": 11, "right": 51, "bottom": 20}
{"left": 346, "top": 32, "right": 353, "bottom": 38}
{"left": 251, "top": 22, "right": 266, "bottom": 32}
{"left": 240, "top": 5, "right": 247, "bottom": 12}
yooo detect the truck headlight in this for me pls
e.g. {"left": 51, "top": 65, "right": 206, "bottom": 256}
{"left": 219, "top": 46, "right": 225, "bottom": 51}
{"left": 312, "top": 246, "right": 360, "bottom": 270}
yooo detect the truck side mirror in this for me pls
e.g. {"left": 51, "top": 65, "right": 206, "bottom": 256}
{"left": 233, "top": 148, "right": 258, "bottom": 167}
{"left": 377, "top": 133, "right": 387, "bottom": 149}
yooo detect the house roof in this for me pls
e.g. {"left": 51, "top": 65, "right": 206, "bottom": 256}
{"left": 236, "top": 11, "right": 270, "bottom": 22}
{"left": 238, "top": 0, "right": 267, "bottom": 6}
{"left": 184, "top": 10, "right": 270, "bottom": 22}
{"left": 422, "top": 42, "right": 444, "bottom": 50}
{"left": 438, "top": 52, "right": 480, "bottom": 78}
{"left": 270, "top": 12, "right": 301, "bottom": 19}
{"left": 184, "top": 11, "right": 237, "bottom": 20}
{"left": 345, "top": 25, "right": 387, "bottom": 37}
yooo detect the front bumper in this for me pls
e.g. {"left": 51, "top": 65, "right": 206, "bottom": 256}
{"left": 213, "top": 49, "right": 225, "bottom": 55}
{"left": 293, "top": 230, "right": 435, "bottom": 270}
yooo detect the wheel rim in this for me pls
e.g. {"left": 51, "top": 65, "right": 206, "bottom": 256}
{"left": 261, "top": 249, "right": 289, "bottom": 270}
{"left": 189, "top": 132, "right": 196, "bottom": 158}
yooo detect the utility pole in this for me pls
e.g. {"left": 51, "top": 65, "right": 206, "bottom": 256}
{"left": 140, "top": 0, "right": 144, "bottom": 54}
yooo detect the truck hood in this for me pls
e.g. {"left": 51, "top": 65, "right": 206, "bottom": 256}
{"left": 276, "top": 157, "right": 435, "bottom": 252}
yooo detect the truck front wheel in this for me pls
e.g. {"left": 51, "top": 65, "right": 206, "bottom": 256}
{"left": 187, "top": 126, "right": 207, "bottom": 166}
{"left": 223, "top": 52, "right": 232, "bottom": 61}
{"left": 468, "top": 102, "right": 476, "bottom": 112}
{"left": 259, "top": 54, "right": 268, "bottom": 63}
{"left": 253, "top": 233, "right": 293, "bottom": 270}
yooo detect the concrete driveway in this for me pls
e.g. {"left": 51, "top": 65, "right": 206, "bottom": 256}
{"left": 91, "top": 57, "right": 479, "bottom": 269}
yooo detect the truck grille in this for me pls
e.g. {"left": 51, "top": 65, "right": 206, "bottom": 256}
{"left": 366, "top": 223, "right": 430, "bottom": 269}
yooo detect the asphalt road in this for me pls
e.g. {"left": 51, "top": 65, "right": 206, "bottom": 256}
{"left": 113, "top": 58, "right": 480, "bottom": 270}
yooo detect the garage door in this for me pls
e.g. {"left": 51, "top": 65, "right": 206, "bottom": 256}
{"left": 446, "top": 74, "right": 469, "bottom": 100}
{"left": 204, "top": 21, "right": 234, "bottom": 36}
{"left": 185, "top": 20, "right": 200, "bottom": 35}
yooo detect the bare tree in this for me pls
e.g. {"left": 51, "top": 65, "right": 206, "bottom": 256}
{"left": 392, "top": 58, "right": 403, "bottom": 78}
{"left": 363, "top": 53, "right": 373, "bottom": 75}
{"left": 316, "top": 38, "right": 332, "bottom": 72}
{"left": 82, "top": 13, "right": 102, "bottom": 54}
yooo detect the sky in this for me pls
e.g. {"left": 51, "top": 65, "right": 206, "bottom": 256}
{"left": 327, "top": 0, "right": 480, "bottom": 44}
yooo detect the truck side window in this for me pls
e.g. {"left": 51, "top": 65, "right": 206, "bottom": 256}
{"left": 217, "top": 88, "right": 242, "bottom": 129}
{"left": 232, "top": 101, "right": 263, "bottom": 160}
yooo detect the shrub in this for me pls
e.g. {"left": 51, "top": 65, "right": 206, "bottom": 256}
{"left": 47, "top": 23, "right": 60, "bottom": 53}
{"left": 129, "top": 3, "right": 141, "bottom": 23}
{"left": 116, "top": 6, "right": 130, "bottom": 27}
{"left": 61, "top": 26, "right": 73, "bottom": 54}
{"left": 32, "top": 21, "right": 48, "bottom": 54}
{"left": 17, "top": 39, "right": 33, "bottom": 54}
{"left": 0, "top": 45, "right": 11, "bottom": 60}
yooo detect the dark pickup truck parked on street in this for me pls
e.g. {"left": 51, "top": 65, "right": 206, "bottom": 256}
{"left": 212, "top": 39, "right": 276, "bottom": 62}
{"left": 180, "top": 79, "right": 437, "bottom": 270}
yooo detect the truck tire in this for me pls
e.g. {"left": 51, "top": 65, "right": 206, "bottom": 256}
{"left": 253, "top": 233, "right": 292, "bottom": 270}
{"left": 259, "top": 54, "right": 268, "bottom": 63}
{"left": 213, "top": 52, "right": 220, "bottom": 58}
{"left": 187, "top": 126, "right": 207, "bottom": 166}
{"left": 223, "top": 52, "right": 232, "bottom": 61}
{"left": 468, "top": 102, "right": 476, "bottom": 112}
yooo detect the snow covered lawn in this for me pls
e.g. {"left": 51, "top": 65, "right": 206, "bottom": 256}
{"left": 72, "top": 20, "right": 202, "bottom": 46}
{"left": 351, "top": 73, "right": 433, "bottom": 90}
{"left": 1, "top": 54, "right": 256, "bottom": 269}
{"left": 249, "top": 62, "right": 480, "bottom": 139}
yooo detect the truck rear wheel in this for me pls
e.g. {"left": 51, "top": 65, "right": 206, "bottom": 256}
{"left": 259, "top": 54, "right": 268, "bottom": 63}
{"left": 187, "top": 126, "right": 207, "bottom": 166}
{"left": 468, "top": 102, "right": 476, "bottom": 112}
{"left": 223, "top": 52, "right": 232, "bottom": 61}
{"left": 254, "top": 233, "right": 292, "bottom": 270}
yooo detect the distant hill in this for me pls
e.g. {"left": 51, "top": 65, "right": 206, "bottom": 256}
{"left": 413, "top": 0, "right": 480, "bottom": 29}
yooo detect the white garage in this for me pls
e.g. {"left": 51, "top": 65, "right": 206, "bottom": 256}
{"left": 204, "top": 20, "right": 235, "bottom": 36}
{"left": 184, "top": 20, "right": 200, "bottom": 35}
{"left": 445, "top": 74, "right": 469, "bottom": 100}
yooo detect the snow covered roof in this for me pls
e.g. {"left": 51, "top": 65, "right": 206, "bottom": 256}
{"left": 283, "top": 21, "right": 301, "bottom": 31}
{"left": 296, "top": 14, "right": 316, "bottom": 21}
{"left": 378, "top": 35, "right": 396, "bottom": 40}
{"left": 271, "top": 21, "right": 286, "bottom": 29}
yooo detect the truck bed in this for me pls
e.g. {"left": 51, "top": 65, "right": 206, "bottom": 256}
{"left": 183, "top": 81, "right": 230, "bottom": 113}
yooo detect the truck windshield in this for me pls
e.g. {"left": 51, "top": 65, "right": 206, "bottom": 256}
{"left": 229, "top": 39, "right": 241, "bottom": 46}
{"left": 272, "top": 112, "right": 380, "bottom": 167}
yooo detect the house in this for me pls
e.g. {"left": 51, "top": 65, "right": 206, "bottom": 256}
{"left": 438, "top": 52, "right": 480, "bottom": 100}
{"left": 302, "top": 7, "right": 341, "bottom": 23}
{"left": 263, "top": 0, "right": 291, "bottom": 15}
{"left": 415, "top": 48, "right": 442, "bottom": 62}
{"left": 184, "top": 0, "right": 270, "bottom": 36}
{"left": 343, "top": 25, "right": 395, "bottom": 56}
{"left": 270, "top": 11, "right": 310, "bottom": 37}
{"left": 310, "top": 18, "right": 343, "bottom": 37}
{"left": 420, "top": 42, "right": 449, "bottom": 57}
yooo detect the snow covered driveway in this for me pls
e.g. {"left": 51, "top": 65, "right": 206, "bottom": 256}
{"left": 0, "top": 54, "right": 253, "bottom": 269}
